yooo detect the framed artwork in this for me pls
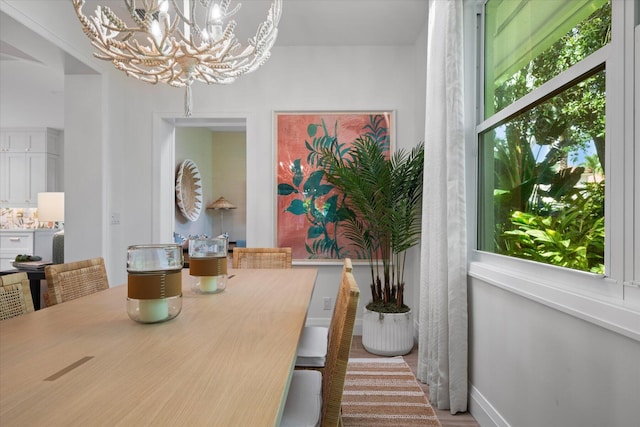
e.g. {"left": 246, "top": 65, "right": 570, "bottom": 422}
{"left": 275, "top": 111, "right": 394, "bottom": 261}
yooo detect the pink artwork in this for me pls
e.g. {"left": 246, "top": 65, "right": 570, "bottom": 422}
{"left": 276, "top": 111, "right": 393, "bottom": 260}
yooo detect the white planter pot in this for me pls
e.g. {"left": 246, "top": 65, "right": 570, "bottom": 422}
{"left": 361, "top": 307, "right": 414, "bottom": 356}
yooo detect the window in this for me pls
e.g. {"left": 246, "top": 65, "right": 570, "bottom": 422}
{"left": 478, "top": 0, "right": 610, "bottom": 274}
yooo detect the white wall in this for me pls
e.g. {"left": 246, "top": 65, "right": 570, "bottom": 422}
{"left": 64, "top": 74, "right": 104, "bottom": 264}
{"left": 211, "top": 131, "right": 246, "bottom": 242}
{"left": 468, "top": 276, "right": 640, "bottom": 427}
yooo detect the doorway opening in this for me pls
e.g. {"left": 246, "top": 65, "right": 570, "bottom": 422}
{"left": 153, "top": 114, "right": 249, "bottom": 247}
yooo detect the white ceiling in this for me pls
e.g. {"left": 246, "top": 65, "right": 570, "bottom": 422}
{"left": 79, "top": 0, "right": 429, "bottom": 47}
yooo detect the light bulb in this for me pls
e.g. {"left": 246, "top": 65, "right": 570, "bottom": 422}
{"left": 211, "top": 3, "right": 222, "bottom": 21}
{"left": 158, "top": 0, "right": 169, "bottom": 14}
{"left": 150, "top": 20, "right": 162, "bottom": 44}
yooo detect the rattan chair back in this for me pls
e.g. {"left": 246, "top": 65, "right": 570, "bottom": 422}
{"left": 44, "top": 257, "right": 109, "bottom": 306}
{"left": 0, "top": 272, "right": 35, "bottom": 320}
{"left": 321, "top": 259, "right": 360, "bottom": 426}
{"left": 232, "top": 247, "right": 292, "bottom": 269}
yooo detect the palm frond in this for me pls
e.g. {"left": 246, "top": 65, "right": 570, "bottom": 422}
{"left": 319, "top": 136, "right": 424, "bottom": 308}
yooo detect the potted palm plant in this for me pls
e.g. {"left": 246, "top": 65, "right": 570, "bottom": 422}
{"left": 319, "top": 136, "right": 424, "bottom": 355}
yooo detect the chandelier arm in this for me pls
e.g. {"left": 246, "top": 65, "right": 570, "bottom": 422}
{"left": 200, "top": 36, "right": 238, "bottom": 60}
{"left": 100, "top": 5, "right": 129, "bottom": 31}
{"left": 121, "top": 56, "right": 185, "bottom": 83}
{"left": 221, "top": 20, "right": 238, "bottom": 44}
{"left": 124, "top": 0, "right": 146, "bottom": 29}
{"left": 99, "top": 23, "right": 143, "bottom": 35}
{"left": 169, "top": 0, "right": 190, "bottom": 28}
{"left": 189, "top": 0, "right": 197, "bottom": 29}
{"left": 94, "top": 39, "right": 170, "bottom": 68}
{"left": 220, "top": 0, "right": 241, "bottom": 19}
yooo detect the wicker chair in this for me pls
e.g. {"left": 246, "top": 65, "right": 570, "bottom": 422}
{"left": 44, "top": 257, "right": 109, "bottom": 306}
{"left": 0, "top": 272, "right": 35, "bottom": 320}
{"left": 232, "top": 247, "right": 292, "bottom": 269}
{"left": 296, "top": 258, "right": 353, "bottom": 370}
{"left": 281, "top": 258, "right": 360, "bottom": 427}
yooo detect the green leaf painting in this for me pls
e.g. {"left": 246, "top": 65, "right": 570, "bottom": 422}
{"left": 276, "top": 112, "right": 392, "bottom": 260}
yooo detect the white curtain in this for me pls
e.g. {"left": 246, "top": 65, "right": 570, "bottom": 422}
{"left": 417, "top": 0, "right": 468, "bottom": 414}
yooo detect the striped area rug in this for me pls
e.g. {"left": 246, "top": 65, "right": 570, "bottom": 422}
{"left": 342, "top": 357, "right": 442, "bottom": 427}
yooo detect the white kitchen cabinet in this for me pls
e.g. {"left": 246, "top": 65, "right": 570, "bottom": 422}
{"left": 0, "top": 131, "right": 46, "bottom": 153}
{"left": 0, "top": 128, "right": 61, "bottom": 208}
{"left": 0, "top": 231, "right": 34, "bottom": 271}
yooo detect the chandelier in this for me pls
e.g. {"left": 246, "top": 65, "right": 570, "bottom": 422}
{"left": 73, "top": 0, "right": 282, "bottom": 116}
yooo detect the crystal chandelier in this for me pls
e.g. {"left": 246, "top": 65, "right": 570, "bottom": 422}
{"left": 73, "top": 0, "right": 282, "bottom": 116}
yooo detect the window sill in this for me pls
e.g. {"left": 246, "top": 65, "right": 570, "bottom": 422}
{"left": 469, "top": 255, "right": 640, "bottom": 343}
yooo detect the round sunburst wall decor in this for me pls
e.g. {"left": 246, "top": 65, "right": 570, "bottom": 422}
{"left": 175, "top": 159, "right": 203, "bottom": 222}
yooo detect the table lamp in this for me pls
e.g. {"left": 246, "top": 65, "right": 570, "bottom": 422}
{"left": 37, "top": 192, "right": 64, "bottom": 229}
{"left": 207, "top": 196, "right": 236, "bottom": 235}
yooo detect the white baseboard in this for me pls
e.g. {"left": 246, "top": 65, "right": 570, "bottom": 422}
{"left": 469, "top": 384, "right": 511, "bottom": 427}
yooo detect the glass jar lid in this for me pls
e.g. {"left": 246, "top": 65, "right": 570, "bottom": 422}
{"left": 189, "top": 237, "right": 228, "bottom": 258}
{"left": 127, "top": 244, "right": 183, "bottom": 272}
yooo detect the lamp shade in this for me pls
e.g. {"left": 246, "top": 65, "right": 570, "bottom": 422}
{"left": 38, "top": 192, "right": 65, "bottom": 222}
{"left": 207, "top": 197, "right": 237, "bottom": 210}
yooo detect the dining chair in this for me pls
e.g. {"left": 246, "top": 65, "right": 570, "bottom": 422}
{"left": 295, "top": 258, "right": 353, "bottom": 370}
{"left": 0, "top": 272, "right": 35, "bottom": 320}
{"left": 44, "top": 257, "right": 109, "bottom": 306}
{"left": 232, "top": 247, "right": 292, "bottom": 269}
{"left": 281, "top": 259, "right": 360, "bottom": 427}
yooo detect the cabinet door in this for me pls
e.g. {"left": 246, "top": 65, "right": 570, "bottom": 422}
{"left": 46, "top": 154, "right": 58, "bottom": 191}
{"left": 26, "top": 131, "right": 46, "bottom": 152}
{"left": 1, "top": 130, "right": 47, "bottom": 152}
{"left": 0, "top": 153, "right": 7, "bottom": 204}
{"left": 0, "top": 232, "right": 35, "bottom": 270}
{"left": 4, "top": 152, "right": 28, "bottom": 205}
{"left": 0, "top": 129, "right": 60, "bottom": 207}
{"left": 25, "top": 153, "right": 46, "bottom": 204}
{"left": 1, "top": 132, "right": 28, "bottom": 152}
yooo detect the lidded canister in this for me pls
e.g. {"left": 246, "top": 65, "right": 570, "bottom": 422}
{"left": 189, "top": 237, "right": 228, "bottom": 294}
{"left": 126, "top": 244, "right": 183, "bottom": 323}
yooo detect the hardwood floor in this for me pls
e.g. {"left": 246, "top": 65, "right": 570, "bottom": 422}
{"left": 350, "top": 336, "right": 479, "bottom": 427}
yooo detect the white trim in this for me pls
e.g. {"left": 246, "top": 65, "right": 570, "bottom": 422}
{"left": 632, "top": 14, "right": 640, "bottom": 285}
{"left": 605, "top": 0, "right": 626, "bottom": 284}
{"left": 152, "top": 113, "right": 176, "bottom": 243}
{"left": 469, "top": 260, "right": 640, "bottom": 342}
{"left": 476, "top": 45, "right": 609, "bottom": 134}
{"left": 152, "top": 111, "right": 254, "bottom": 243}
{"left": 472, "top": 250, "right": 621, "bottom": 299}
{"left": 468, "top": 384, "right": 511, "bottom": 427}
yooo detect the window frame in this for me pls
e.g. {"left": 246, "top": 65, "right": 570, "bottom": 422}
{"left": 466, "top": 0, "right": 640, "bottom": 340}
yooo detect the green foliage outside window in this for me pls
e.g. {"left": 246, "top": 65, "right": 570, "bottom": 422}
{"left": 479, "top": 1, "right": 610, "bottom": 274}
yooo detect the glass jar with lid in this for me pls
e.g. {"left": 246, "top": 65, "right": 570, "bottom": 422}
{"left": 126, "top": 244, "right": 183, "bottom": 323}
{"left": 189, "top": 236, "right": 228, "bottom": 293}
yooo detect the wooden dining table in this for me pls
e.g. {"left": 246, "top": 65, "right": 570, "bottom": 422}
{"left": 0, "top": 267, "right": 318, "bottom": 426}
